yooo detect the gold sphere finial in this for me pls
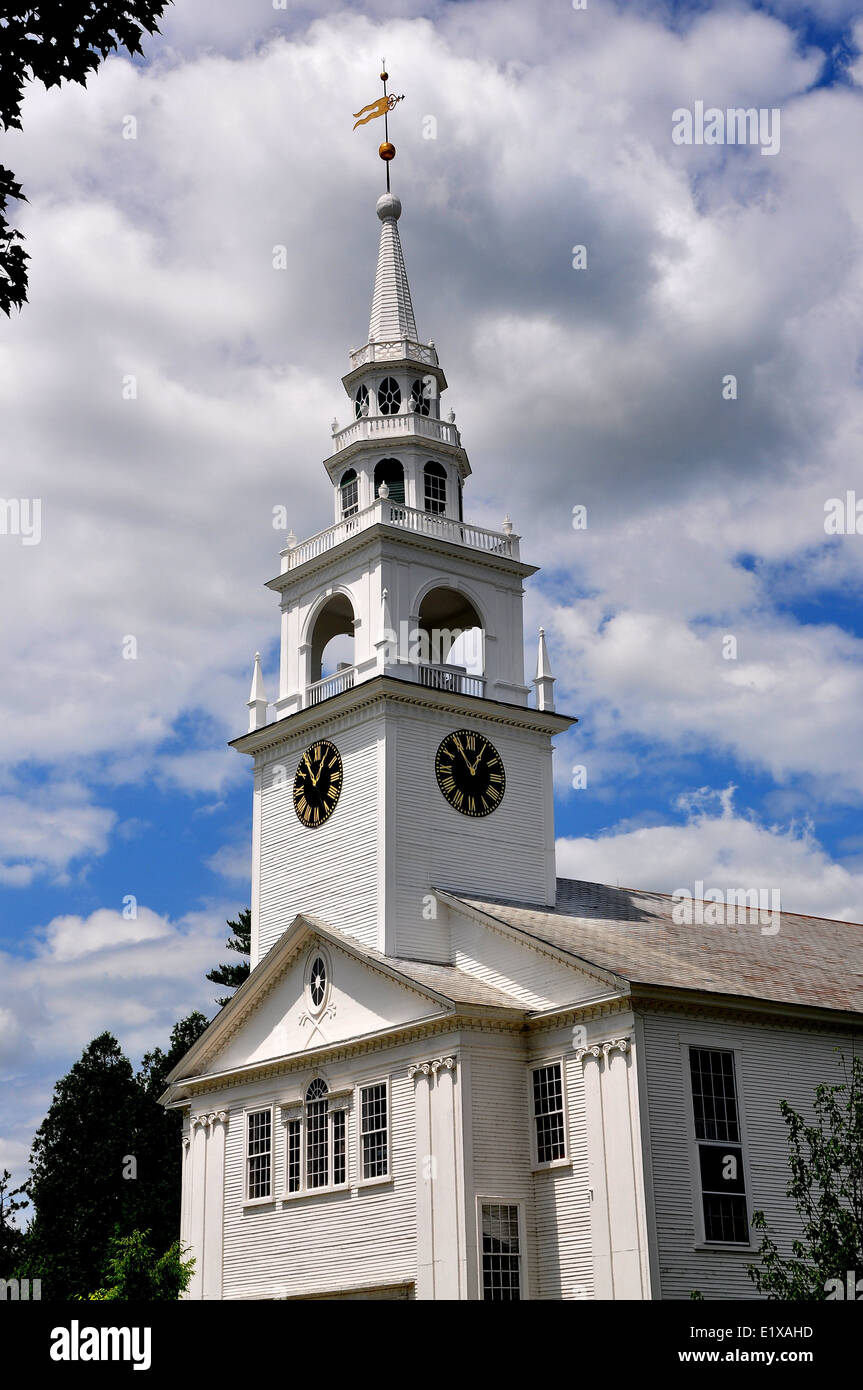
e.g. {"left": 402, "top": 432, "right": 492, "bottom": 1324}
{"left": 380, "top": 69, "right": 388, "bottom": 81}
{"left": 379, "top": 141, "right": 395, "bottom": 161}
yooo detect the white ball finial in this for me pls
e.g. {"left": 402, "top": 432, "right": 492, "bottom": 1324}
{"left": 376, "top": 192, "right": 402, "bottom": 221}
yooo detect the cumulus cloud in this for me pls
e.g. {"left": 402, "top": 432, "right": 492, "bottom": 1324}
{"left": 558, "top": 786, "right": 863, "bottom": 922}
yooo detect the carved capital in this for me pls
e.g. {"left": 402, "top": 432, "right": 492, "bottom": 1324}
{"left": 575, "top": 1038, "right": 631, "bottom": 1063}
{"left": 409, "top": 1055, "right": 457, "bottom": 1080}
{"left": 191, "top": 1108, "right": 229, "bottom": 1130}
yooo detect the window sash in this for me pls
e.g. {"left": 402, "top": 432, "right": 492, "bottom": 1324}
{"left": 424, "top": 469, "right": 446, "bottom": 513}
{"left": 688, "top": 1048, "right": 749, "bottom": 1244}
{"left": 246, "top": 1109, "right": 272, "bottom": 1200}
{"left": 481, "top": 1203, "right": 521, "bottom": 1301}
{"left": 532, "top": 1062, "right": 566, "bottom": 1164}
{"left": 360, "top": 1082, "right": 389, "bottom": 1180}
{"left": 284, "top": 1105, "right": 350, "bottom": 1195}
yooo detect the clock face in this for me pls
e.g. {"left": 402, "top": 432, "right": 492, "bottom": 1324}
{"left": 293, "top": 740, "right": 343, "bottom": 828}
{"left": 435, "top": 729, "right": 506, "bottom": 817}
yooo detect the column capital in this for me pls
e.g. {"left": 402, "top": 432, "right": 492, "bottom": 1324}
{"left": 408, "top": 1055, "right": 457, "bottom": 1080}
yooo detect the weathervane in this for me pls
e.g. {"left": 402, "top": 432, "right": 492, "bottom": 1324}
{"left": 352, "top": 60, "right": 405, "bottom": 192}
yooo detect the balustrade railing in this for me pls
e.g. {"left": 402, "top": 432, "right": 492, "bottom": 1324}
{"left": 283, "top": 500, "right": 518, "bottom": 571}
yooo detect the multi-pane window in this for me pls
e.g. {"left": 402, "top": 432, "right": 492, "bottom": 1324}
{"left": 354, "top": 384, "right": 369, "bottom": 418}
{"left": 424, "top": 461, "right": 447, "bottom": 514}
{"left": 689, "top": 1048, "right": 749, "bottom": 1243}
{"left": 340, "top": 468, "right": 358, "bottom": 518}
{"left": 283, "top": 1080, "right": 349, "bottom": 1196}
{"left": 532, "top": 1062, "right": 566, "bottom": 1164}
{"left": 247, "top": 1109, "right": 272, "bottom": 1200}
{"left": 481, "top": 1203, "right": 521, "bottom": 1300}
{"left": 305, "top": 1078, "right": 330, "bottom": 1189}
{"left": 360, "top": 1083, "right": 388, "bottom": 1180}
{"left": 377, "top": 377, "right": 401, "bottom": 415}
{"left": 287, "top": 1118, "right": 301, "bottom": 1194}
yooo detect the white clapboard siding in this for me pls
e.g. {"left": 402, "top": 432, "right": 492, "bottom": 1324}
{"left": 391, "top": 709, "right": 554, "bottom": 959}
{"left": 256, "top": 718, "right": 383, "bottom": 957}
{"left": 452, "top": 910, "right": 609, "bottom": 1009}
{"left": 530, "top": 1044, "right": 594, "bottom": 1300}
{"left": 640, "top": 1008, "right": 863, "bottom": 1300}
{"left": 466, "top": 1037, "right": 539, "bottom": 1297}
{"left": 221, "top": 1061, "right": 416, "bottom": 1299}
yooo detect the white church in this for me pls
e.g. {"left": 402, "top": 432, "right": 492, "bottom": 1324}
{"left": 162, "top": 173, "right": 863, "bottom": 1302}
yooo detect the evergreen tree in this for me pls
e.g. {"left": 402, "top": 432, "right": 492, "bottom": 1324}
{"left": 206, "top": 908, "right": 251, "bottom": 1006}
{"left": 26, "top": 1033, "right": 142, "bottom": 1298}
{"left": 1, "top": 2, "right": 171, "bottom": 313}
{"left": 0, "top": 1168, "right": 27, "bottom": 1272}
{"left": 748, "top": 1054, "right": 863, "bottom": 1299}
{"left": 24, "top": 1014, "right": 211, "bottom": 1299}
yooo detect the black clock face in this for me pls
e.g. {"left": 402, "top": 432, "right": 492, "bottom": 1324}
{"left": 435, "top": 729, "right": 505, "bottom": 817}
{"left": 293, "top": 740, "right": 343, "bottom": 828}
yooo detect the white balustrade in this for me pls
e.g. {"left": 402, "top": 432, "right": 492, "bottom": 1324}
{"left": 283, "top": 500, "right": 519, "bottom": 571}
{"left": 417, "top": 663, "right": 485, "bottom": 698}
{"left": 305, "top": 666, "right": 356, "bottom": 707}
{"left": 331, "top": 412, "right": 459, "bottom": 452}
{"left": 349, "top": 339, "right": 438, "bottom": 369}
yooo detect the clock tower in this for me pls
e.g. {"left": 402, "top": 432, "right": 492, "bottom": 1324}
{"left": 232, "top": 186, "right": 574, "bottom": 967}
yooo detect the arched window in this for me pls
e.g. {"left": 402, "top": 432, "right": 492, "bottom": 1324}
{"left": 354, "top": 384, "right": 369, "bottom": 418}
{"left": 285, "top": 1078, "right": 348, "bottom": 1195}
{"left": 377, "top": 376, "right": 401, "bottom": 415}
{"left": 340, "top": 468, "right": 358, "bottom": 519}
{"left": 375, "top": 458, "right": 405, "bottom": 505}
{"left": 305, "top": 1079, "right": 330, "bottom": 1189}
{"left": 410, "top": 378, "right": 431, "bottom": 416}
{"left": 424, "top": 461, "right": 447, "bottom": 514}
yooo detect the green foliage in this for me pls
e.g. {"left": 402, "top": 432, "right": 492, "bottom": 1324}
{"left": 24, "top": 1015, "right": 209, "bottom": 1299}
{"left": 0, "top": 2, "right": 170, "bottom": 313}
{"left": 83, "top": 1229, "right": 193, "bottom": 1301}
{"left": 0, "top": 1168, "right": 28, "bottom": 1271}
{"left": 748, "top": 1054, "right": 863, "bottom": 1300}
{"left": 207, "top": 907, "right": 251, "bottom": 1006}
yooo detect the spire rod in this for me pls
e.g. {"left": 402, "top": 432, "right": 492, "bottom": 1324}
{"left": 352, "top": 64, "right": 403, "bottom": 191}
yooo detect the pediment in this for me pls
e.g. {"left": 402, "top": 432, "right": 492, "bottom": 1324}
{"left": 171, "top": 916, "right": 453, "bottom": 1083}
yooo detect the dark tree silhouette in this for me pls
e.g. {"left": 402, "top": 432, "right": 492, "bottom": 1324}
{"left": 0, "top": 2, "right": 171, "bottom": 314}
{"left": 207, "top": 908, "right": 251, "bottom": 1006}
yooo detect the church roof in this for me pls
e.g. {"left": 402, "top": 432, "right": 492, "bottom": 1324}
{"left": 457, "top": 878, "right": 863, "bottom": 1018}
{"left": 368, "top": 193, "right": 418, "bottom": 341}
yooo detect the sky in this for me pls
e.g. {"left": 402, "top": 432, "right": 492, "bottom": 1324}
{"left": 1, "top": 0, "right": 863, "bottom": 1192}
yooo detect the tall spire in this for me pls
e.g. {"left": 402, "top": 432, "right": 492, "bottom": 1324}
{"left": 369, "top": 193, "right": 418, "bottom": 342}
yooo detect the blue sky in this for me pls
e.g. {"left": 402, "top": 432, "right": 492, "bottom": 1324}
{"left": 1, "top": 0, "right": 863, "bottom": 1189}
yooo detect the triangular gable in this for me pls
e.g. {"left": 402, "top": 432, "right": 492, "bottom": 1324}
{"left": 165, "top": 914, "right": 456, "bottom": 1085}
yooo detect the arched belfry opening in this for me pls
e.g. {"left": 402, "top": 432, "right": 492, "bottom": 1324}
{"left": 417, "top": 586, "right": 484, "bottom": 674}
{"left": 310, "top": 594, "right": 355, "bottom": 682}
{"left": 374, "top": 458, "right": 405, "bottom": 505}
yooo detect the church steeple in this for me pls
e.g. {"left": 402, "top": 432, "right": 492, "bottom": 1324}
{"left": 231, "top": 123, "right": 575, "bottom": 965}
{"left": 369, "top": 194, "right": 417, "bottom": 342}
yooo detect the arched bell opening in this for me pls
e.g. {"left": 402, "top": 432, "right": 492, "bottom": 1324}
{"left": 374, "top": 458, "right": 405, "bottom": 505}
{"left": 417, "top": 586, "right": 484, "bottom": 676}
{"left": 311, "top": 594, "right": 355, "bottom": 682}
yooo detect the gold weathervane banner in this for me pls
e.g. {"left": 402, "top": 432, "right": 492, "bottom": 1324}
{"left": 353, "top": 93, "right": 404, "bottom": 129}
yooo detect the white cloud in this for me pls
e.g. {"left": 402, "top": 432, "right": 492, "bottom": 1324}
{"left": 0, "top": 785, "right": 115, "bottom": 885}
{"left": 206, "top": 840, "right": 252, "bottom": 883}
{"left": 557, "top": 786, "right": 863, "bottom": 922}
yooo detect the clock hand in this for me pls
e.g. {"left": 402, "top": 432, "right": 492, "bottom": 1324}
{"left": 304, "top": 753, "right": 320, "bottom": 787}
{"left": 452, "top": 735, "right": 474, "bottom": 772}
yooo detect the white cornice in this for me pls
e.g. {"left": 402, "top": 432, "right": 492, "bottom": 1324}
{"left": 230, "top": 675, "right": 575, "bottom": 759}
